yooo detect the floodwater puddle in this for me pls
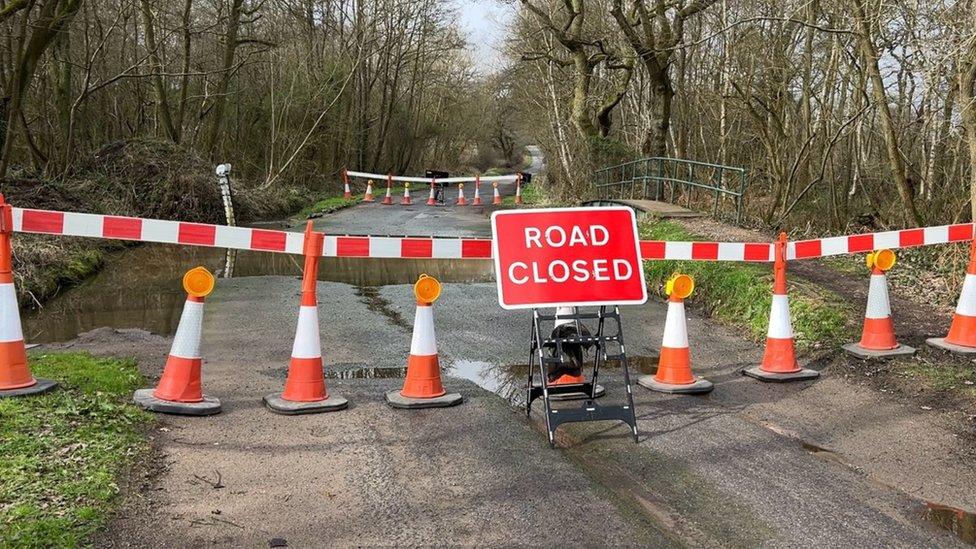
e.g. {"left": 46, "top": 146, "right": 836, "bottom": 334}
{"left": 22, "top": 241, "right": 491, "bottom": 344}
{"left": 447, "top": 354, "right": 660, "bottom": 405}
{"left": 922, "top": 502, "right": 976, "bottom": 544}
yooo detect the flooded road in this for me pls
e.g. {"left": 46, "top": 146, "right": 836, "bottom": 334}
{"left": 22, "top": 241, "right": 493, "bottom": 343}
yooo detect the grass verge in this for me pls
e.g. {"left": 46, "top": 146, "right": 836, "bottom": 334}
{"left": 0, "top": 352, "right": 153, "bottom": 547}
{"left": 640, "top": 220, "right": 854, "bottom": 350}
{"left": 294, "top": 195, "right": 361, "bottom": 220}
{"left": 503, "top": 182, "right": 545, "bottom": 206}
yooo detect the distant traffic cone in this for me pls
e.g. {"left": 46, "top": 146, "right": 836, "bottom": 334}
{"left": 381, "top": 174, "right": 394, "bottom": 205}
{"left": 844, "top": 250, "right": 915, "bottom": 358}
{"left": 342, "top": 169, "right": 352, "bottom": 199}
{"left": 386, "top": 275, "right": 462, "bottom": 409}
{"left": 363, "top": 180, "right": 375, "bottom": 202}
{"left": 492, "top": 182, "right": 502, "bottom": 205}
{"left": 0, "top": 196, "right": 56, "bottom": 398}
{"left": 744, "top": 233, "right": 820, "bottom": 381}
{"left": 426, "top": 181, "right": 437, "bottom": 206}
{"left": 265, "top": 222, "right": 347, "bottom": 414}
{"left": 401, "top": 182, "right": 413, "bottom": 205}
{"left": 471, "top": 176, "right": 483, "bottom": 205}
{"left": 929, "top": 237, "right": 976, "bottom": 353}
{"left": 133, "top": 267, "right": 221, "bottom": 414}
{"left": 639, "top": 274, "right": 713, "bottom": 394}
{"left": 515, "top": 174, "right": 524, "bottom": 205}
{"left": 456, "top": 183, "right": 467, "bottom": 206}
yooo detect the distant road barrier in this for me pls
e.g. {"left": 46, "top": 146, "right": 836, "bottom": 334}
{"left": 344, "top": 169, "right": 520, "bottom": 184}
{"left": 10, "top": 204, "right": 976, "bottom": 262}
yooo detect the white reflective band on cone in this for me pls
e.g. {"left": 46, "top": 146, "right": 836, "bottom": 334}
{"left": 554, "top": 306, "right": 576, "bottom": 328}
{"left": 865, "top": 274, "right": 892, "bottom": 319}
{"left": 956, "top": 274, "right": 976, "bottom": 316}
{"left": 404, "top": 188, "right": 410, "bottom": 197}
{"left": 410, "top": 305, "right": 437, "bottom": 356}
{"left": 291, "top": 306, "right": 322, "bottom": 359}
{"left": 767, "top": 294, "right": 794, "bottom": 339}
{"left": 0, "top": 283, "right": 24, "bottom": 343}
{"left": 170, "top": 300, "right": 204, "bottom": 359}
{"left": 662, "top": 301, "right": 689, "bottom": 348}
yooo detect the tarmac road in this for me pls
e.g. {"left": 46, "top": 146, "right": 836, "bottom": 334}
{"left": 84, "top": 147, "right": 974, "bottom": 547}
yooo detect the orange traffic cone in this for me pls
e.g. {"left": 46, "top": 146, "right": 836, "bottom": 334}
{"left": 426, "top": 181, "right": 437, "bottom": 206}
{"left": 342, "top": 169, "right": 352, "bottom": 199}
{"left": 492, "top": 182, "right": 503, "bottom": 205}
{"left": 385, "top": 275, "right": 462, "bottom": 409}
{"left": 133, "top": 267, "right": 221, "bottom": 415}
{"left": 265, "top": 222, "right": 347, "bottom": 414}
{"left": 0, "top": 196, "right": 56, "bottom": 398}
{"left": 929, "top": 237, "right": 976, "bottom": 353}
{"left": 401, "top": 182, "right": 413, "bottom": 205}
{"left": 515, "top": 174, "right": 524, "bottom": 205}
{"left": 744, "top": 233, "right": 820, "bottom": 382}
{"left": 471, "top": 176, "right": 483, "bottom": 205}
{"left": 456, "top": 182, "right": 468, "bottom": 206}
{"left": 363, "top": 180, "right": 375, "bottom": 202}
{"left": 639, "top": 274, "right": 713, "bottom": 394}
{"left": 843, "top": 250, "right": 915, "bottom": 358}
{"left": 381, "top": 175, "right": 394, "bottom": 205}
{"left": 534, "top": 306, "right": 606, "bottom": 400}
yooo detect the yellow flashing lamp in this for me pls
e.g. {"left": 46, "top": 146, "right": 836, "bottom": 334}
{"left": 866, "top": 249, "right": 896, "bottom": 272}
{"left": 665, "top": 273, "right": 694, "bottom": 299}
{"left": 183, "top": 266, "right": 215, "bottom": 298}
{"left": 414, "top": 274, "right": 441, "bottom": 304}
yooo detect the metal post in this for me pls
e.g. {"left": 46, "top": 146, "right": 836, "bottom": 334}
{"left": 216, "top": 164, "right": 236, "bottom": 278}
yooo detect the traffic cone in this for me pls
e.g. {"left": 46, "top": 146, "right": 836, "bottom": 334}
{"left": 471, "top": 176, "right": 483, "bottom": 205}
{"left": 342, "top": 169, "right": 352, "bottom": 199}
{"left": 456, "top": 183, "right": 467, "bottom": 206}
{"left": 515, "top": 174, "right": 524, "bottom": 205}
{"left": 0, "top": 196, "right": 56, "bottom": 398}
{"left": 381, "top": 175, "right": 394, "bottom": 205}
{"left": 639, "top": 274, "right": 713, "bottom": 394}
{"left": 363, "top": 180, "right": 375, "bottom": 202}
{"left": 265, "top": 222, "right": 348, "bottom": 414}
{"left": 386, "top": 275, "right": 462, "bottom": 409}
{"left": 426, "top": 181, "right": 437, "bottom": 206}
{"left": 744, "top": 233, "right": 820, "bottom": 382}
{"left": 492, "top": 182, "right": 502, "bottom": 205}
{"left": 133, "top": 267, "right": 221, "bottom": 415}
{"left": 535, "top": 306, "right": 606, "bottom": 400}
{"left": 929, "top": 237, "right": 976, "bottom": 353}
{"left": 844, "top": 250, "right": 915, "bottom": 358}
{"left": 401, "top": 182, "right": 413, "bottom": 205}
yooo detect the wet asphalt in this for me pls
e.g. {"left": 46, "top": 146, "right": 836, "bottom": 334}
{"left": 87, "top": 147, "right": 975, "bottom": 547}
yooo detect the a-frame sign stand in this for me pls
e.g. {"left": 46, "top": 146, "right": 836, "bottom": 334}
{"left": 526, "top": 306, "right": 639, "bottom": 448}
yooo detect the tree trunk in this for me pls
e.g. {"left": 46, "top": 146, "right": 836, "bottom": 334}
{"left": 851, "top": 0, "right": 923, "bottom": 226}
{"left": 204, "top": 0, "right": 244, "bottom": 157}
{"left": 643, "top": 64, "right": 673, "bottom": 157}
{"left": 139, "top": 0, "right": 179, "bottom": 142}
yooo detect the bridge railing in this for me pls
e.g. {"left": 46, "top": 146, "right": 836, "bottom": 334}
{"left": 594, "top": 158, "right": 748, "bottom": 223}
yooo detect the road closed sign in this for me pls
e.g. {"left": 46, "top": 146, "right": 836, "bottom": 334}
{"left": 491, "top": 207, "right": 647, "bottom": 309}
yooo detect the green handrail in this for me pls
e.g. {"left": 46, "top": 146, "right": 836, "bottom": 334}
{"left": 594, "top": 157, "right": 748, "bottom": 223}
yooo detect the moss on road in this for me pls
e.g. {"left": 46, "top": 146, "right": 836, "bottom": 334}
{"left": 0, "top": 353, "right": 152, "bottom": 548}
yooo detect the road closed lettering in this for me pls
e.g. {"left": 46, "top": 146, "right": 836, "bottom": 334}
{"left": 491, "top": 207, "right": 647, "bottom": 309}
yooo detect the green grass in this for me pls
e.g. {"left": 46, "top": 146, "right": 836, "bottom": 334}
{"left": 0, "top": 353, "right": 153, "bottom": 548}
{"left": 503, "top": 183, "right": 545, "bottom": 206}
{"left": 904, "top": 360, "right": 976, "bottom": 398}
{"left": 294, "top": 195, "right": 360, "bottom": 220}
{"left": 641, "top": 221, "right": 853, "bottom": 349}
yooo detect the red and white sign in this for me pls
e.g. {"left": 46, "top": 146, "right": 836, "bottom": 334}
{"left": 491, "top": 207, "right": 647, "bottom": 309}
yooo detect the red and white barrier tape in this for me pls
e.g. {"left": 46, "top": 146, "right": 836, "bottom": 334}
{"left": 12, "top": 207, "right": 492, "bottom": 259}
{"left": 12, "top": 207, "right": 975, "bottom": 262}
{"left": 345, "top": 170, "right": 519, "bottom": 185}
{"left": 786, "top": 223, "right": 974, "bottom": 259}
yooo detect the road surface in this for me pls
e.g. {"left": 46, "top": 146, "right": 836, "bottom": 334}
{"left": 63, "top": 147, "right": 973, "bottom": 547}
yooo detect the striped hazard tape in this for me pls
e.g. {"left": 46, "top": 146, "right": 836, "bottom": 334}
{"left": 11, "top": 206, "right": 975, "bottom": 262}
{"left": 12, "top": 207, "right": 492, "bottom": 259}
{"left": 786, "top": 223, "right": 974, "bottom": 259}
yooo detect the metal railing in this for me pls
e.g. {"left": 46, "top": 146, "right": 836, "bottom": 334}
{"left": 594, "top": 157, "right": 748, "bottom": 223}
